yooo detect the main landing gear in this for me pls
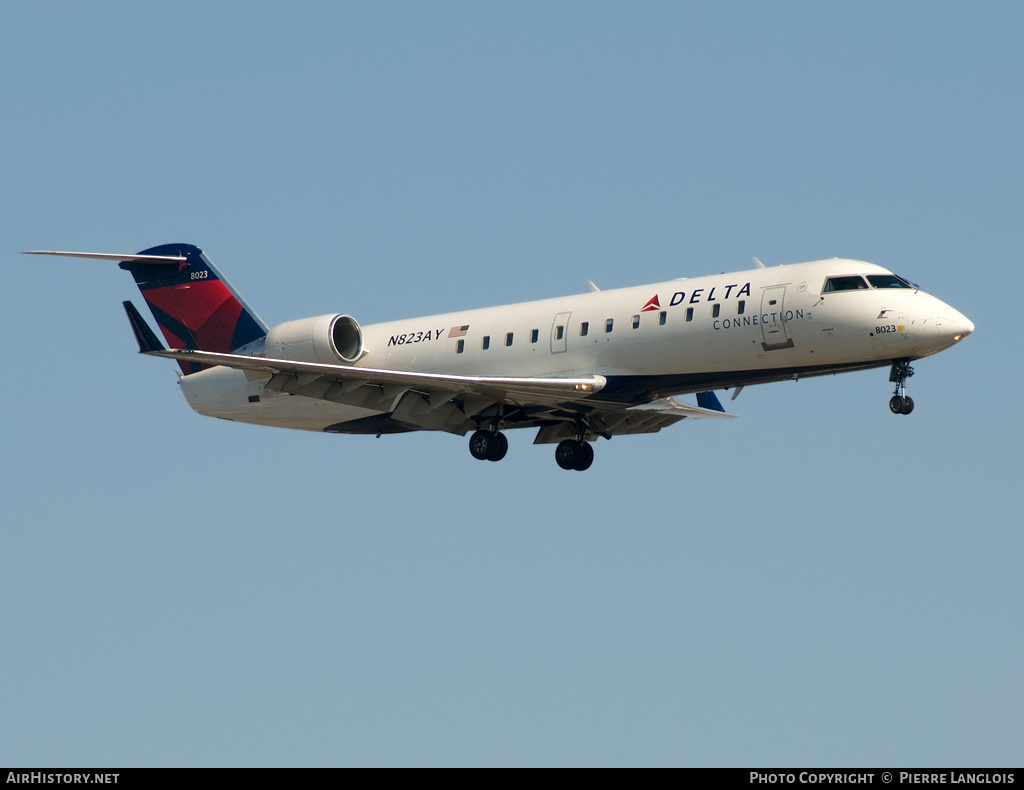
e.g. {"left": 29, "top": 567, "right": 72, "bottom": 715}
{"left": 888, "top": 359, "right": 915, "bottom": 415}
{"left": 553, "top": 418, "right": 596, "bottom": 471}
{"left": 469, "top": 428, "right": 508, "bottom": 462}
{"left": 555, "top": 439, "right": 594, "bottom": 471}
{"left": 468, "top": 422, "right": 597, "bottom": 471}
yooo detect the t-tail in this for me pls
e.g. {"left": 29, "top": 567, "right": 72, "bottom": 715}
{"left": 26, "top": 243, "right": 268, "bottom": 375}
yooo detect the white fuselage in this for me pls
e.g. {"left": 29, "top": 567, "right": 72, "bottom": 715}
{"left": 179, "top": 258, "right": 973, "bottom": 432}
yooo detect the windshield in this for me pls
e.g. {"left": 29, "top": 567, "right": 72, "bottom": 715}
{"left": 823, "top": 273, "right": 917, "bottom": 293}
{"left": 823, "top": 275, "right": 869, "bottom": 292}
{"left": 867, "top": 274, "right": 913, "bottom": 289}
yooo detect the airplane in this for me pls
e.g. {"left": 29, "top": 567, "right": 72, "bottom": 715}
{"left": 25, "top": 244, "right": 973, "bottom": 470}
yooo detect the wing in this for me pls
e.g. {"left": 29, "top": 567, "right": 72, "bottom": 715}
{"left": 145, "top": 346, "right": 611, "bottom": 433}
{"left": 146, "top": 346, "right": 733, "bottom": 436}
{"left": 148, "top": 347, "right": 605, "bottom": 404}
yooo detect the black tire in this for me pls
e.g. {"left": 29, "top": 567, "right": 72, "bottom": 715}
{"left": 555, "top": 439, "right": 581, "bottom": 470}
{"left": 469, "top": 429, "right": 497, "bottom": 460}
{"left": 901, "top": 396, "right": 914, "bottom": 415}
{"left": 575, "top": 441, "right": 594, "bottom": 471}
{"left": 488, "top": 432, "right": 509, "bottom": 462}
{"left": 889, "top": 395, "right": 905, "bottom": 414}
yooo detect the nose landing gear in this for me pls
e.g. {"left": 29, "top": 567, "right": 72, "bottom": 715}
{"left": 888, "top": 359, "right": 915, "bottom": 415}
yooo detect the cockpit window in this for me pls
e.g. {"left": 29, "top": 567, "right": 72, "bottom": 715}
{"left": 867, "top": 274, "right": 913, "bottom": 289}
{"left": 823, "top": 275, "right": 869, "bottom": 292}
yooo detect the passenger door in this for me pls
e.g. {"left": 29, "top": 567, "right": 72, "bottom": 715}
{"left": 760, "top": 286, "right": 794, "bottom": 350}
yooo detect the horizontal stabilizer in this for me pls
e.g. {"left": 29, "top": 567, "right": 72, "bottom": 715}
{"left": 123, "top": 301, "right": 165, "bottom": 353}
{"left": 24, "top": 250, "right": 187, "bottom": 264}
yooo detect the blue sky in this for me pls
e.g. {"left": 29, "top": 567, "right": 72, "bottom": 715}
{"left": 2, "top": 1, "right": 1020, "bottom": 767}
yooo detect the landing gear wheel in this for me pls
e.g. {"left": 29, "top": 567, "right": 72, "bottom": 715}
{"left": 555, "top": 439, "right": 594, "bottom": 471}
{"left": 555, "top": 439, "right": 582, "bottom": 470}
{"left": 469, "top": 429, "right": 508, "bottom": 461}
{"left": 469, "top": 429, "right": 498, "bottom": 460}
{"left": 900, "top": 396, "right": 914, "bottom": 415}
{"left": 488, "top": 432, "right": 509, "bottom": 462}
{"left": 890, "top": 395, "right": 905, "bottom": 414}
{"left": 576, "top": 441, "right": 594, "bottom": 471}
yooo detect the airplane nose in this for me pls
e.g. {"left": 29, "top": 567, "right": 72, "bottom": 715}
{"left": 936, "top": 309, "right": 974, "bottom": 344}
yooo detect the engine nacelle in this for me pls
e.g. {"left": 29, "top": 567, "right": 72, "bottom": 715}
{"left": 262, "top": 314, "right": 364, "bottom": 364}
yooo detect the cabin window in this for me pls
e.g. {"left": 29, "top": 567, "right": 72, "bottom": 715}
{"left": 556, "top": 325, "right": 564, "bottom": 340}
{"left": 823, "top": 275, "right": 869, "bottom": 292}
{"left": 482, "top": 336, "right": 490, "bottom": 350}
{"left": 456, "top": 339, "right": 464, "bottom": 354}
{"left": 632, "top": 314, "right": 640, "bottom": 329}
{"left": 737, "top": 300, "right": 745, "bottom": 315}
{"left": 605, "top": 318, "right": 614, "bottom": 333}
{"left": 685, "top": 307, "right": 694, "bottom": 322}
{"left": 530, "top": 328, "right": 539, "bottom": 343}
{"left": 712, "top": 304, "right": 721, "bottom": 318}
{"left": 505, "top": 332, "right": 513, "bottom": 347}
{"left": 867, "top": 274, "right": 913, "bottom": 289}
{"left": 580, "top": 321, "right": 589, "bottom": 336}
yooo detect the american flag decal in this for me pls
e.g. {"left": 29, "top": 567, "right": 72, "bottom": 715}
{"left": 448, "top": 325, "right": 470, "bottom": 338}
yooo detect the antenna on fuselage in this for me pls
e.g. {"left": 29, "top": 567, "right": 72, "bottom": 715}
{"left": 752, "top": 257, "right": 766, "bottom": 269}
{"left": 587, "top": 281, "right": 600, "bottom": 292}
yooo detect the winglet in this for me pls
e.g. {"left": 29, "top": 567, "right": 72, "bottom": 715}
{"left": 123, "top": 300, "right": 165, "bottom": 353}
{"left": 696, "top": 390, "right": 726, "bottom": 412}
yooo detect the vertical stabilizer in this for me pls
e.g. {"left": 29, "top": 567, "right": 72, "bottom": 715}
{"left": 119, "top": 244, "right": 268, "bottom": 374}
